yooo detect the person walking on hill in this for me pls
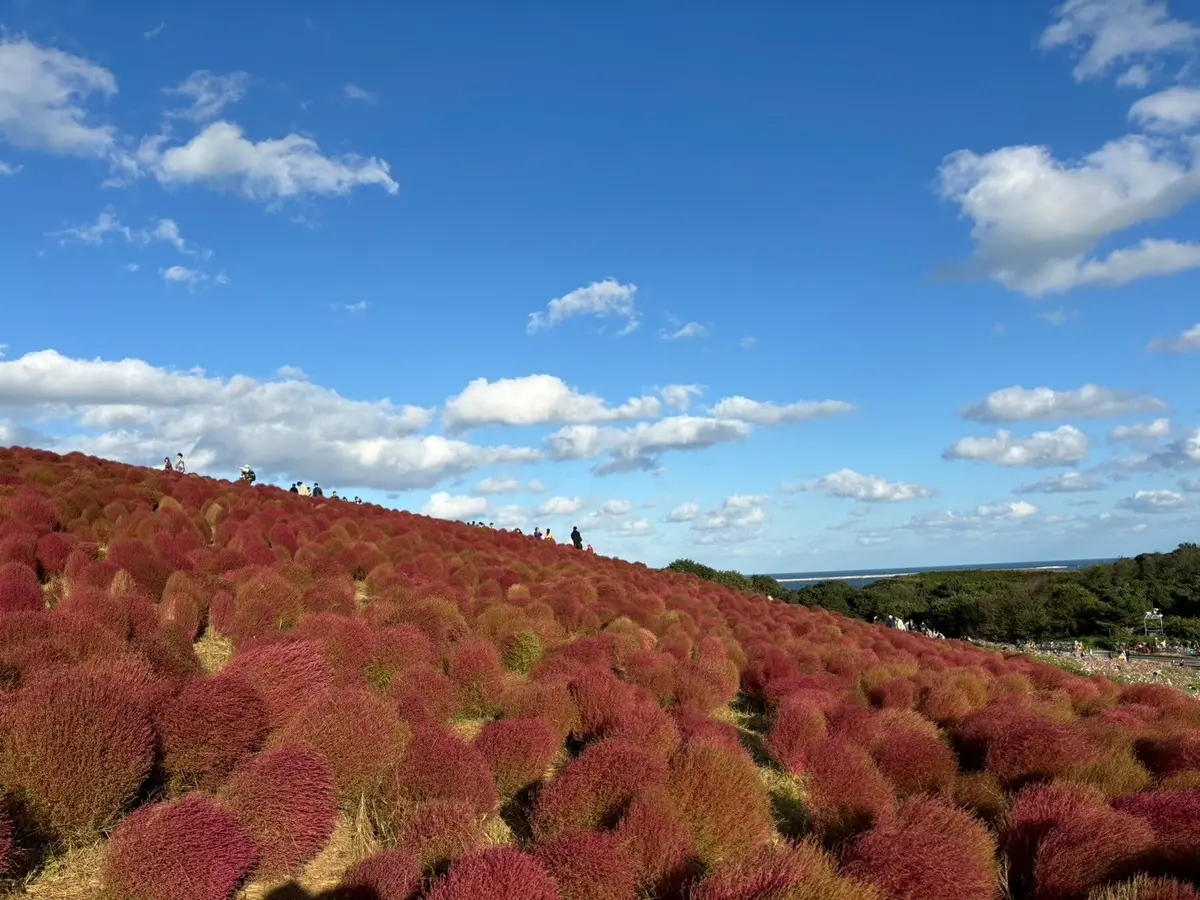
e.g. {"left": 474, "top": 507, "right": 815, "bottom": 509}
{"left": 163, "top": 456, "right": 173, "bottom": 472}
{"left": 312, "top": 483, "right": 324, "bottom": 498}
{"left": 289, "top": 483, "right": 299, "bottom": 494}
{"left": 175, "top": 453, "right": 186, "bottom": 473}
{"left": 571, "top": 526, "right": 583, "bottom": 550}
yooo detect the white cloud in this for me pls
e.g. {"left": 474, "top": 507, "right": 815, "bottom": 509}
{"left": 344, "top": 84, "right": 378, "bottom": 104}
{"left": 1110, "top": 417, "right": 1172, "bottom": 441}
{"left": 611, "top": 517, "right": 653, "bottom": 537}
{"left": 800, "top": 469, "right": 935, "bottom": 502}
{"left": 1013, "top": 472, "right": 1106, "bottom": 493}
{"left": 740, "top": 336, "right": 756, "bottom": 350}
{"left": 50, "top": 211, "right": 200, "bottom": 256}
{"left": 536, "top": 495, "right": 585, "bottom": 517}
{"left": 1117, "top": 63, "right": 1153, "bottom": 87}
{"left": 276, "top": 365, "right": 308, "bottom": 381}
{"left": 1129, "top": 85, "right": 1200, "bottom": 130}
{"left": 1116, "top": 488, "right": 1187, "bottom": 511}
{"left": 944, "top": 425, "right": 1090, "bottom": 467}
{"left": 937, "top": 138, "right": 1200, "bottom": 296}
{"left": 977, "top": 500, "right": 1040, "bottom": 519}
{"left": 0, "top": 38, "right": 117, "bottom": 158}
{"left": 422, "top": 492, "right": 488, "bottom": 521}
{"left": 546, "top": 416, "right": 751, "bottom": 475}
{"left": 592, "top": 499, "right": 632, "bottom": 517}
{"left": 1148, "top": 322, "right": 1200, "bottom": 352}
{"left": 708, "top": 396, "right": 856, "bottom": 426}
{"left": 0, "top": 349, "right": 542, "bottom": 491}
{"left": 0, "top": 160, "right": 18, "bottom": 176}
{"left": 1181, "top": 477, "right": 1200, "bottom": 491}
{"left": 475, "top": 476, "right": 521, "bottom": 495}
{"left": 963, "top": 384, "right": 1167, "bottom": 422}
{"left": 1109, "top": 428, "right": 1200, "bottom": 473}
{"left": 161, "top": 265, "right": 205, "bottom": 286}
{"left": 527, "top": 279, "right": 639, "bottom": 335}
{"left": 164, "top": 71, "right": 249, "bottom": 122}
{"left": 144, "top": 23, "right": 166, "bottom": 40}
{"left": 122, "top": 262, "right": 139, "bottom": 273}
{"left": 665, "top": 502, "right": 700, "bottom": 522}
{"left": 692, "top": 495, "right": 768, "bottom": 544}
{"left": 443, "top": 375, "right": 663, "bottom": 430}
{"left": 526, "top": 479, "right": 546, "bottom": 493}
{"left": 147, "top": 121, "right": 399, "bottom": 202}
{"left": 333, "top": 301, "right": 369, "bottom": 315}
{"left": 659, "top": 321, "right": 708, "bottom": 340}
{"left": 661, "top": 384, "right": 703, "bottom": 411}
{"left": 1040, "top": 0, "right": 1200, "bottom": 82}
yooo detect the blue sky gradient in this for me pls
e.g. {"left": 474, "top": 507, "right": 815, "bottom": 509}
{"left": 2, "top": 0, "right": 1200, "bottom": 572}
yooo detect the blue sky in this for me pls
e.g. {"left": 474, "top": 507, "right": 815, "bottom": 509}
{"left": 2, "top": 0, "right": 1200, "bottom": 574}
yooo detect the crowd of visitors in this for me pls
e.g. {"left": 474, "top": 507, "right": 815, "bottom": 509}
{"left": 465, "top": 520, "right": 595, "bottom": 553}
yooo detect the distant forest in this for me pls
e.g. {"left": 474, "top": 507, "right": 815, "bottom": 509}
{"left": 665, "top": 543, "right": 1200, "bottom": 645}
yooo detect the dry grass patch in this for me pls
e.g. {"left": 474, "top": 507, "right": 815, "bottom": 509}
{"left": 194, "top": 627, "right": 234, "bottom": 673}
{"left": 8, "top": 842, "right": 105, "bottom": 900}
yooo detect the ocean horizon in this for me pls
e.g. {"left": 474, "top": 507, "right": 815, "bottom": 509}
{"left": 768, "top": 558, "right": 1117, "bottom": 590}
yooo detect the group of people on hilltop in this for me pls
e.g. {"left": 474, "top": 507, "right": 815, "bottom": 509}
{"left": 464, "top": 519, "right": 594, "bottom": 553}
{"left": 289, "top": 481, "right": 364, "bottom": 504}
{"left": 163, "top": 453, "right": 186, "bottom": 473}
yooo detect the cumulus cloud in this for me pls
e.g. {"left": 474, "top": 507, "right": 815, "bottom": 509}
{"left": 536, "top": 495, "right": 585, "bottom": 516}
{"left": 1013, "top": 472, "right": 1106, "bottom": 493}
{"left": 163, "top": 71, "right": 249, "bottom": 122}
{"left": 689, "top": 495, "right": 769, "bottom": 544}
{"left": 1110, "top": 417, "right": 1172, "bottom": 441}
{"left": 797, "top": 468, "right": 935, "bottom": 503}
{"left": 546, "top": 416, "right": 751, "bottom": 475}
{"left": 421, "top": 492, "right": 487, "bottom": 521}
{"left": 0, "top": 348, "right": 543, "bottom": 491}
{"left": 145, "top": 121, "right": 399, "bottom": 202}
{"left": 661, "top": 384, "right": 703, "bottom": 411}
{"left": 1148, "top": 322, "right": 1200, "bottom": 352}
{"left": 1116, "top": 488, "right": 1187, "bottom": 511}
{"left": 0, "top": 38, "right": 118, "bottom": 158}
{"left": 160, "top": 265, "right": 207, "bottom": 286}
{"left": 1106, "top": 427, "right": 1200, "bottom": 473}
{"left": 526, "top": 279, "right": 639, "bottom": 335}
{"left": 944, "top": 425, "right": 1090, "bottom": 467}
{"left": 1040, "top": 0, "right": 1200, "bottom": 82}
{"left": 442, "top": 375, "right": 667, "bottom": 430}
{"left": 1181, "top": 477, "right": 1200, "bottom": 491}
{"left": 343, "top": 84, "right": 378, "bottom": 104}
{"left": 659, "top": 321, "right": 709, "bottom": 340}
{"left": 527, "top": 479, "right": 546, "bottom": 493}
{"left": 963, "top": 384, "right": 1167, "bottom": 422}
{"left": 665, "top": 502, "right": 700, "bottom": 522}
{"left": 977, "top": 500, "right": 1040, "bottom": 519}
{"left": 1129, "top": 85, "right": 1200, "bottom": 129}
{"left": 474, "top": 475, "right": 521, "bottom": 495}
{"left": 708, "top": 396, "right": 856, "bottom": 426}
{"left": 611, "top": 517, "right": 653, "bottom": 537}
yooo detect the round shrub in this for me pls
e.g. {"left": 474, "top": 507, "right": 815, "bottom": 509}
{"left": 34, "top": 532, "right": 73, "bottom": 577}
{"left": 0, "top": 666, "right": 155, "bottom": 841}
{"left": 222, "top": 640, "right": 333, "bottom": 729}
{"left": 0, "top": 562, "right": 42, "bottom": 613}
{"left": 870, "top": 724, "right": 957, "bottom": 799}
{"left": 104, "top": 796, "right": 259, "bottom": 900}
{"left": 667, "top": 742, "right": 774, "bottom": 866}
{"left": 842, "top": 798, "right": 998, "bottom": 900}
{"left": 692, "top": 842, "right": 871, "bottom": 900}
{"left": 1000, "top": 781, "right": 1110, "bottom": 897}
{"left": 338, "top": 849, "right": 422, "bottom": 900}
{"left": 767, "top": 695, "right": 827, "bottom": 773}
{"left": 393, "top": 799, "right": 482, "bottom": 870}
{"left": 219, "top": 745, "right": 339, "bottom": 879}
{"left": 1114, "top": 789, "right": 1200, "bottom": 883}
{"left": 159, "top": 672, "right": 269, "bottom": 792}
{"left": 804, "top": 737, "right": 895, "bottom": 846}
{"left": 613, "top": 786, "right": 696, "bottom": 896}
{"left": 534, "top": 830, "right": 638, "bottom": 900}
{"left": 986, "top": 717, "right": 1099, "bottom": 789}
{"left": 1033, "top": 807, "right": 1154, "bottom": 900}
{"left": 569, "top": 669, "right": 635, "bottom": 741}
{"left": 474, "top": 717, "right": 559, "bottom": 800}
{"left": 382, "top": 726, "right": 499, "bottom": 821}
{"left": 425, "top": 847, "right": 561, "bottom": 900}
{"left": 503, "top": 678, "right": 580, "bottom": 745}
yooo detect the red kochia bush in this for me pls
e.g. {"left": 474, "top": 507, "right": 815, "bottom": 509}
{"left": 222, "top": 640, "right": 333, "bottom": 729}
{"left": 842, "top": 798, "right": 998, "bottom": 900}
{"left": 870, "top": 723, "right": 957, "bottom": 799}
{"left": 474, "top": 717, "right": 559, "bottom": 799}
{"left": 1000, "top": 782, "right": 1109, "bottom": 897}
{"left": 339, "top": 850, "right": 422, "bottom": 900}
{"left": 103, "top": 797, "right": 259, "bottom": 900}
{"left": 384, "top": 726, "right": 499, "bottom": 817}
{"left": 766, "top": 695, "right": 827, "bottom": 774}
{"left": 986, "top": 716, "right": 1099, "bottom": 789}
{"left": 667, "top": 742, "right": 774, "bottom": 866}
{"left": 159, "top": 672, "right": 270, "bottom": 792}
{"left": 569, "top": 668, "right": 636, "bottom": 741}
{"left": 1033, "top": 806, "right": 1155, "bottom": 900}
{"left": 691, "top": 843, "right": 863, "bottom": 900}
{"left": 0, "top": 562, "right": 42, "bottom": 612}
{"left": 394, "top": 799, "right": 483, "bottom": 870}
{"left": 272, "top": 686, "right": 411, "bottom": 805}
{"left": 1115, "top": 790, "right": 1200, "bottom": 882}
{"left": 534, "top": 831, "right": 638, "bottom": 900}
{"left": 531, "top": 739, "right": 668, "bottom": 842}
{"left": 614, "top": 786, "right": 696, "bottom": 896}
{"left": 803, "top": 737, "right": 895, "bottom": 846}
{"left": 448, "top": 637, "right": 508, "bottom": 716}
{"left": 0, "top": 666, "right": 155, "bottom": 841}
{"left": 219, "top": 745, "right": 338, "bottom": 878}
{"left": 34, "top": 531, "right": 72, "bottom": 576}
{"left": 425, "top": 847, "right": 561, "bottom": 900}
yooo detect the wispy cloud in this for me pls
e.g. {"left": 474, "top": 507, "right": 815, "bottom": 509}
{"left": 343, "top": 84, "right": 378, "bottom": 104}
{"left": 144, "top": 22, "right": 166, "bottom": 39}
{"left": 333, "top": 300, "right": 369, "bottom": 314}
{"left": 659, "top": 321, "right": 709, "bottom": 340}
{"left": 164, "top": 71, "right": 249, "bottom": 122}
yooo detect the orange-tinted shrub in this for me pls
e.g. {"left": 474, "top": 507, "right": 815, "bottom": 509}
{"left": 667, "top": 742, "right": 773, "bottom": 866}
{"left": 424, "top": 847, "right": 560, "bottom": 900}
{"left": 534, "top": 830, "right": 638, "bottom": 900}
{"left": 475, "top": 717, "right": 559, "bottom": 800}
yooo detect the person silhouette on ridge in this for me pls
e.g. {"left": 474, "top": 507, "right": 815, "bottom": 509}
{"left": 571, "top": 526, "right": 583, "bottom": 550}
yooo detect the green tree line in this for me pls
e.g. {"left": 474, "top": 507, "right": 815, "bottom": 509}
{"left": 665, "top": 543, "right": 1200, "bottom": 644}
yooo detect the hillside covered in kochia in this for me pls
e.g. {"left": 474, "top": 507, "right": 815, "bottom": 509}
{"left": 3, "top": 447, "right": 1200, "bottom": 899}
{"left": 669, "top": 548, "right": 1200, "bottom": 644}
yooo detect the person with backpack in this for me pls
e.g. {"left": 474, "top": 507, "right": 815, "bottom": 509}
{"left": 571, "top": 526, "right": 583, "bottom": 550}
{"left": 312, "top": 483, "right": 324, "bottom": 498}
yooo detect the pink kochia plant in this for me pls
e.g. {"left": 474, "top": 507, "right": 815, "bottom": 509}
{"left": 424, "top": 847, "right": 561, "bottom": 900}
{"left": 103, "top": 796, "right": 259, "bottom": 900}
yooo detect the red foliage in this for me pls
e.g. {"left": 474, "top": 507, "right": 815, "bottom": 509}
{"left": 531, "top": 739, "right": 669, "bottom": 842}
{"left": 0, "top": 561, "right": 42, "bottom": 612}
{"left": 383, "top": 725, "right": 499, "bottom": 817}
{"left": 842, "top": 797, "right": 998, "bottom": 900}
{"left": 569, "top": 668, "right": 635, "bottom": 742}
{"left": 1000, "top": 781, "right": 1109, "bottom": 896}
{"left": 448, "top": 636, "right": 508, "bottom": 716}
{"left": 107, "top": 539, "right": 174, "bottom": 600}
{"left": 1033, "top": 806, "right": 1154, "bottom": 900}
{"left": 475, "top": 717, "right": 559, "bottom": 799}
{"left": 869, "top": 722, "right": 957, "bottom": 799}
{"left": 387, "top": 662, "right": 459, "bottom": 726}
{"left": 34, "top": 531, "right": 72, "bottom": 576}
{"left": 1135, "top": 731, "right": 1200, "bottom": 777}
{"left": 613, "top": 786, "right": 696, "bottom": 895}
{"left": 103, "top": 797, "right": 259, "bottom": 900}
{"left": 424, "top": 847, "right": 561, "bottom": 900}
{"left": 534, "top": 830, "right": 638, "bottom": 900}
{"left": 1115, "top": 789, "right": 1200, "bottom": 882}
{"left": 0, "top": 665, "right": 155, "bottom": 841}
{"left": 219, "top": 745, "right": 339, "bottom": 878}
{"left": 503, "top": 678, "right": 580, "bottom": 745}
{"left": 691, "top": 843, "right": 857, "bottom": 900}
{"left": 222, "top": 640, "right": 333, "bottom": 729}
{"left": 393, "top": 799, "right": 482, "bottom": 870}
{"left": 666, "top": 742, "right": 774, "bottom": 866}
{"left": 985, "top": 716, "right": 1099, "bottom": 789}
{"left": 339, "top": 850, "right": 422, "bottom": 900}
{"left": 804, "top": 737, "right": 895, "bottom": 846}
{"left": 766, "top": 694, "right": 827, "bottom": 773}
{"left": 158, "top": 672, "right": 270, "bottom": 792}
